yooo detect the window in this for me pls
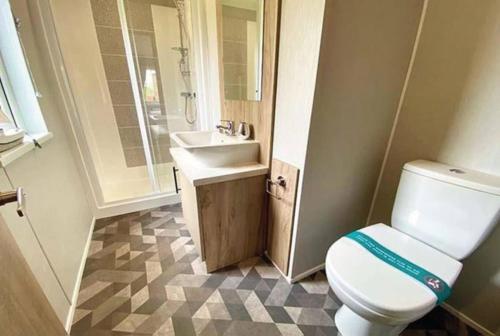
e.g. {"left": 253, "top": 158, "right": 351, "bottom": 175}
{"left": 0, "top": 0, "right": 47, "bottom": 136}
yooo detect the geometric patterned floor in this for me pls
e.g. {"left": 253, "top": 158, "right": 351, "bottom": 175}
{"left": 70, "top": 204, "right": 481, "bottom": 336}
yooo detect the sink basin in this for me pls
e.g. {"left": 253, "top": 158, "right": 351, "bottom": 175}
{"left": 170, "top": 131, "right": 259, "bottom": 167}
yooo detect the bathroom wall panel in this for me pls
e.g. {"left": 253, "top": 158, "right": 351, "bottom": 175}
{"left": 271, "top": 0, "right": 326, "bottom": 279}
{"left": 290, "top": 0, "right": 423, "bottom": 279}
{"left": 272, "top": 0, "right": 325, "bottom": 171}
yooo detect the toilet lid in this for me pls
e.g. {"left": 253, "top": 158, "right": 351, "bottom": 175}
{"left": 326, "top": 224, "right": 462, "bottom": 320}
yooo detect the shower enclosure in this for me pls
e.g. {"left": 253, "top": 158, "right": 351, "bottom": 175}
{"left": 45, "top": 0, "right": 201, "bottom": 208}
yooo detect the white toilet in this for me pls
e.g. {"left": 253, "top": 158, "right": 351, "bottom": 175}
{"left": 326, "top": 160, "right": 500, "bottom": 336}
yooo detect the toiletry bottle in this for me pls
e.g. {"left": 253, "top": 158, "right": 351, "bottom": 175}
{"left": 237, "top": 121, "right": 250, "bottom": 140}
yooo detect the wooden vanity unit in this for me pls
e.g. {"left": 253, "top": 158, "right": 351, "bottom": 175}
{"left": 171, "top": 148, "right": 268, "bottom": 272}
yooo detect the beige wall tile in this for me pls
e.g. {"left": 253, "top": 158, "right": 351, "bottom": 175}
{"left": 151, "top": 131, "right": 170, "bottom": 146}
{"left": 118, "top": 127, "right": 144, "bottom": 148}
{"left": 224, "top": 85, "right": 243, "bottom": 100}
{"left": 150, "top": 129, "right": 171, "bottom": 163}
{"left": 132, "top": 31, "right": 157, "bottom": 58}
{"left": 222, "top": 17, "right": 247, "bottom": 42}
{"left": 95, "top": 26, "right": 125, "bottom": 55}
{"left": 223, "top": 63, "right": 247, "bottom": 85}
{"left": 241, "top": 86, "right": 248, "bottom": 99}
{"left": 102, "top": 55, "right": 130, "bottom": 81}
{"left": 152, "top": 144, "right": 172, "bottom": 164}
{"left": 108, "top": 81, "right": 134, "bottom": 105}
{"left": 114, "top": 105, "right": 139, "bottom": 127}
{"left": 123, "top": 147, "right": 147, "bottom": 167}
{"left": 126, "top": 1, "right": 154, "bottom": 31}
{"left": 149, "top": 0, "right": 175, "bottom": 7}
{"left": 222, "top": 5, "right": 256, "bottom": 21}
{"left": 91, "top": 0, "right": 121, "bottom": 27}
{"left": 223, "top": 41, "right": 246, "bottom": 64}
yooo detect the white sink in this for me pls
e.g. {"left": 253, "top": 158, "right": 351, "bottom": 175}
{"left": 170, "top": 131, "right": 259, "bottom": 167}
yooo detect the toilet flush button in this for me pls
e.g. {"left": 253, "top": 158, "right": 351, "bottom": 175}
{"left": 449, "top": 168, "right": 465, "bottom": 174}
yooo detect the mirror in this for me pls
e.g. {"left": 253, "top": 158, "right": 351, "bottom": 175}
{"left": 219, "top": 0, "right": 264, "bottom": 101}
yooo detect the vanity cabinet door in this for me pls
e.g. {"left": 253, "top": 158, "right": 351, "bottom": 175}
{"left": 178, "top": 170, "right": 204, "bottom": 259}
{"left": 198, "top": 175, "right": 266, "bottom": 272}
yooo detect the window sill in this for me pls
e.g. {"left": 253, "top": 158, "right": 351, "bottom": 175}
{"left": 0, "top": 132, "right": 53, "bottom": 167}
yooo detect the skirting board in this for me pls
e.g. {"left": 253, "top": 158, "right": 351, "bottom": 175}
{"left": 265, "top": 250, "right": 326, "bottom": 285}
{"left": 441, "top": 302, "right": 495, "bottom": 336}
{"left": 290, "top": 263, "right": 325, "bottom": 283}
{"left": 65, "top": 216, "right": 96, "bottom": 332}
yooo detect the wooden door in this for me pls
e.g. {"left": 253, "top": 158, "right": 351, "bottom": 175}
{"left": 0, "top": 213, "right": 67, "bottom": 336}
{"left": 267, "top": 159, "right": 299, "bottom": 275}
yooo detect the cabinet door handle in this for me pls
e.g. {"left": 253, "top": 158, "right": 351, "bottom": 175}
{"left": 173, "top": 167, "right": 181, "bottom": 194}
{"left": 0, "top": 187, "right": 26, "bottom": 217}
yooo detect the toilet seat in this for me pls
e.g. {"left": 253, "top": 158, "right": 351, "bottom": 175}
{"left": 326, "top": 224, "right": 462, "bottom": 325}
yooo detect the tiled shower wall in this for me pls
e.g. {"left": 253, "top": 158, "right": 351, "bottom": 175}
{"left": 221, "top": 5, "right": 256, "bottom": 100}
{"left": 90, "top": 0, "right": 173, "bottom": 167}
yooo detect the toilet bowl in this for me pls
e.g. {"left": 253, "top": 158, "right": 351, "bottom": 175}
{"left": 325, "top": 160, "right": 500, "bottom": 336}
{"left": 326, "top": 224, "right": 461, "bottom": 336}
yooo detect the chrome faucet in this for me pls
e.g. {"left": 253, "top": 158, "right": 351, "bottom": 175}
{"left": 216, "top": 120, "right": 235, "bottom": 135}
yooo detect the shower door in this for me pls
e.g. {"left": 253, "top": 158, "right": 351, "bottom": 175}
{"left": 47, "top": 0, "right": 199, "bottom": 204}
{"left": 121, "top": 0, "right": 198, "bottom": 194}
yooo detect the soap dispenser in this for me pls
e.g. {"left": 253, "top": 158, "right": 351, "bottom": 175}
{"left": 237, "top": 121, "right": 251, "bottom": 140}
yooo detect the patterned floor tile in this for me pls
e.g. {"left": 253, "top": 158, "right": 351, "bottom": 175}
{"left": 71, "top": 204, "right": 481, "bottom": 336}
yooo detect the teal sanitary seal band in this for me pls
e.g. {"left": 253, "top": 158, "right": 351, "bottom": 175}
{"left": 345, "top": 230, "right": 452, "bottom": 304}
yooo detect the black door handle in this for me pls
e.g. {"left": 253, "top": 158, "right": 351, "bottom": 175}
{"left": 173, "top": 166, "right": 181, "bottom": 193}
